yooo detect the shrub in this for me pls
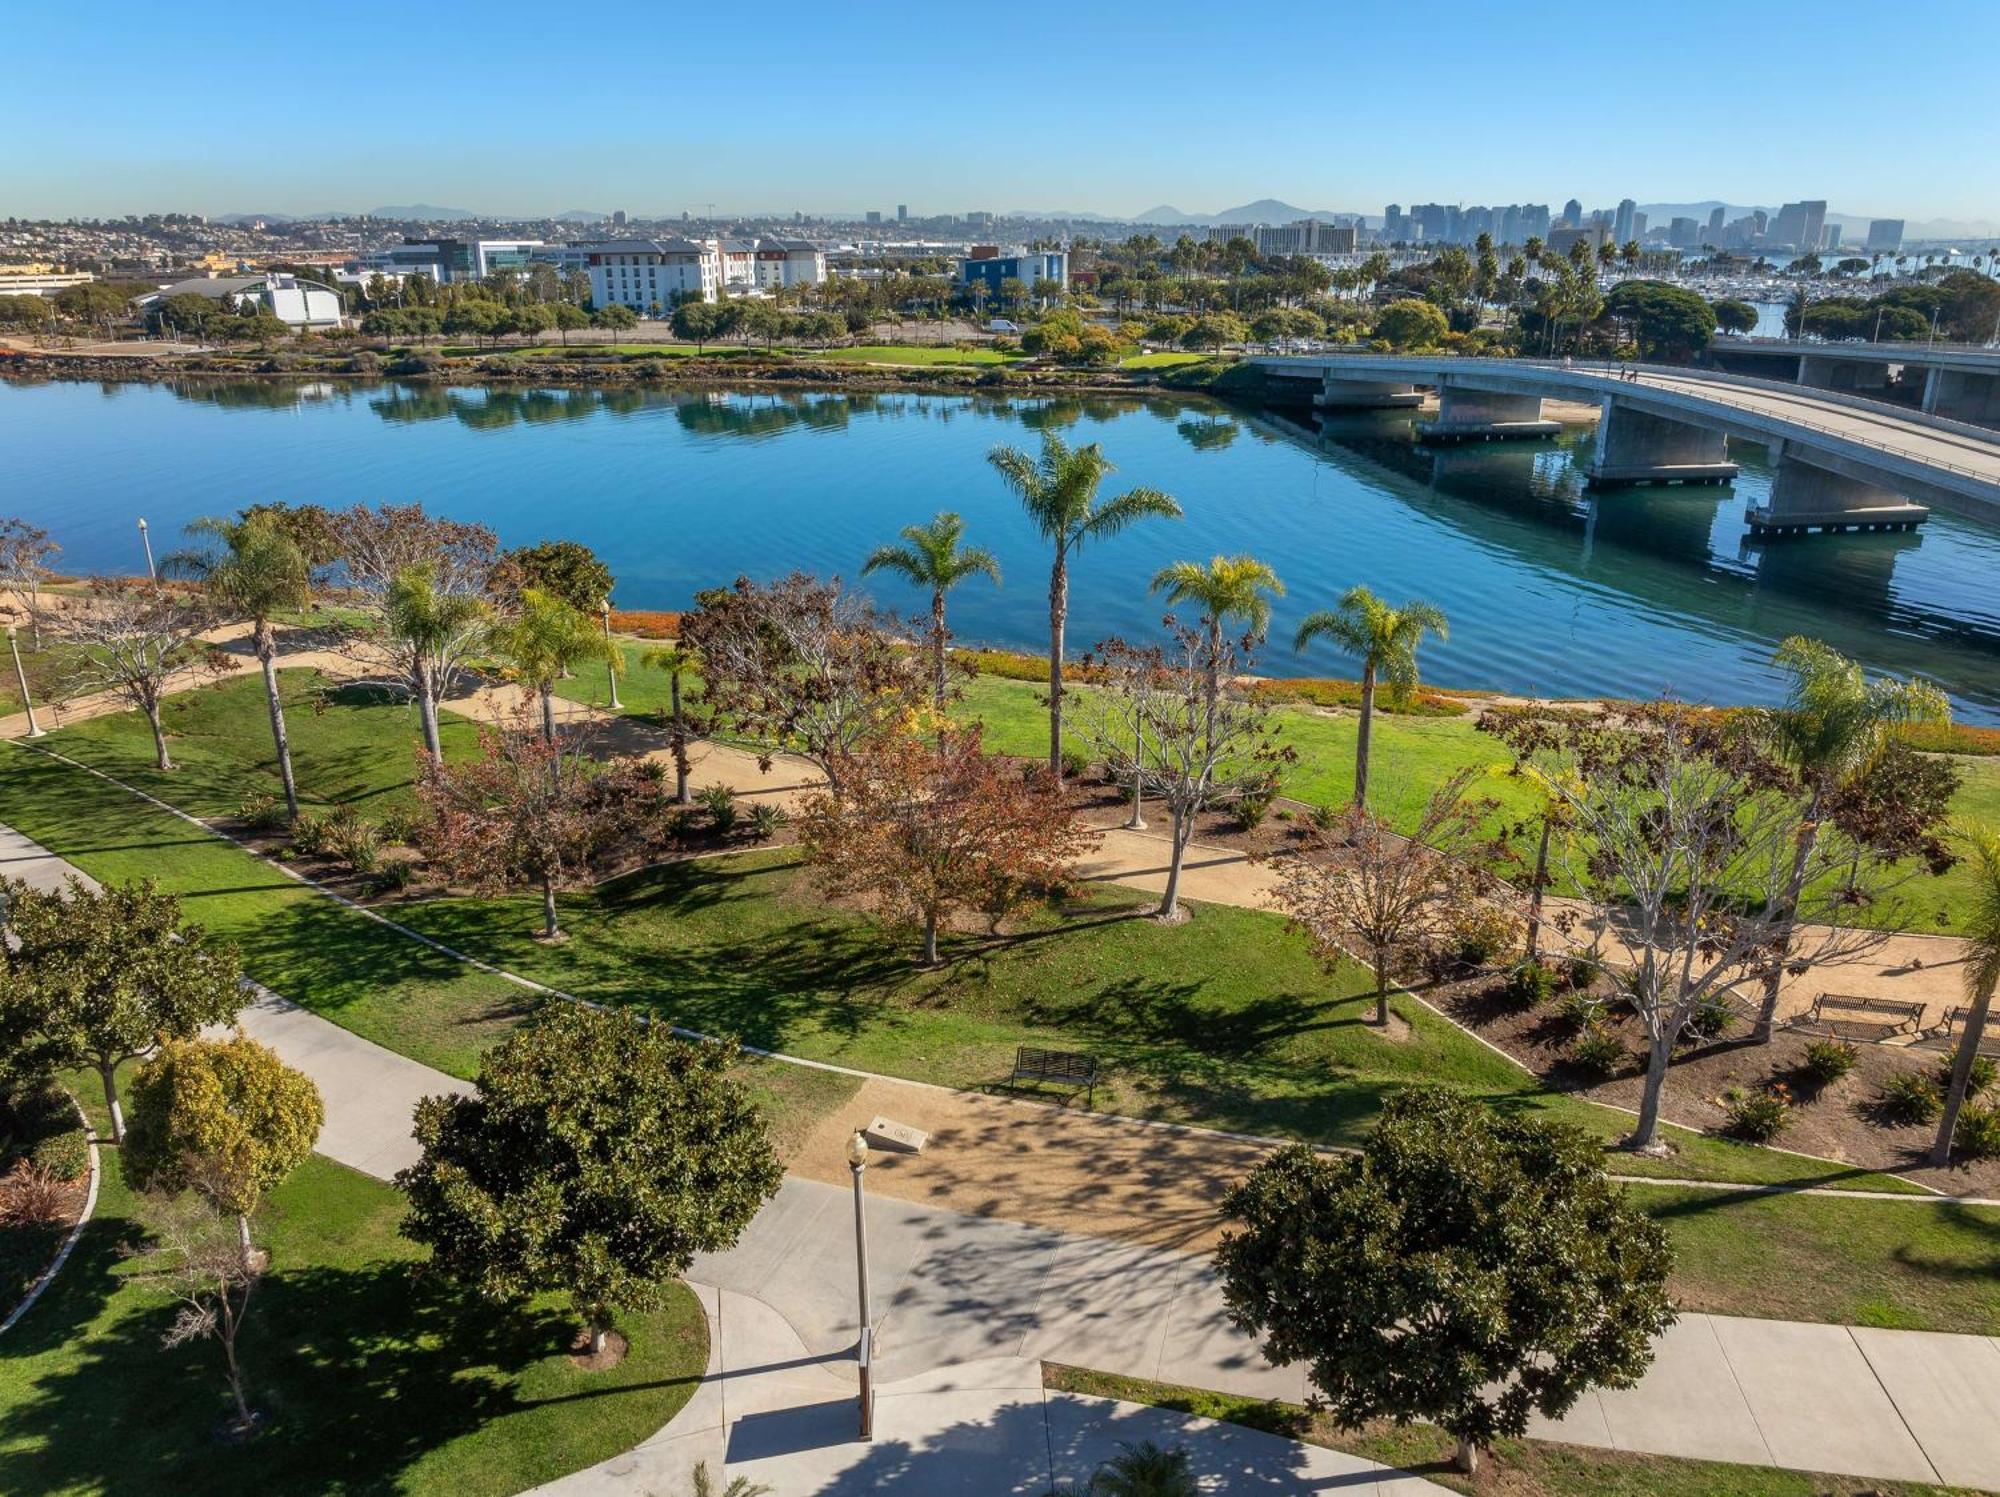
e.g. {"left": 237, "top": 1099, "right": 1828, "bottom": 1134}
{"left": 1060, "top": 746, "right": 1091, "bottom": 783}
{"left": 1562, "top": 953, "right": 1598, "bottom": 990}
{"left": 1569, "top": 1024, "right": 1627, "bottom": 1078}
{"left": 371, "top": 857, "right": 418, "bottom": 893}
{"left": 237, "top": 790, "right": 286, "bottom": 831}
{"left": 664, "top": 807, "right": 700, "bottom": 843}
{"left": 1450, "top": 906, "right": 1520, "bottom": 970}
{"left": 0, "top": 1160, "right": 74, "bottom": 1227}
{"left": 1877, "top": 1070, "right": 1942, "bottom": 1126}
{"left": 376, "top": 806, "right": 423, "bottom": 846}
{"left": 697, "top": 783, "right": 738, "bottom": 836}
{"left": 287, "top": 812, "right": 331, "bottom": 856}
{"left": 1951, "top": 1103, "right": 2000, "bottom": 1161}
{"left": 1934, "top": 1054, "right": 1998, "bottom": 1101}
{"left": 606, "top": 608, "right": 680, "bottom": 640}
{"left": 326, "top": 807, "right": 382, "bottom": 874}
{"left": 1247, "top": 676, "right": 1469, "bottom": 718}
{"left": 1308, "top": 802, "right": 1341, "bottom": 833}
{"left": 1798, "top": 1039, "right": 1859, "bottom": 1089}
{"left": 749, "top": 803, "right": 786, "bottom": 842}
{"left": 1501, "top": 961, "right": 1556, "bottom": 1009}
{"left": 1232, "top": 778, "right": 1279, "bottom": 832}
{"left": 1681, "top": 993, "right": 1734, "bottom": 1043}
{"left": 29, "top": 1125, "right": 88, "bottom": 1180}
{"left": 1556, "top": 987, "right": 1604, "bottom": 1032}
{"left": 1722, "top": 1084, "right": 1793, "bottom": 1142}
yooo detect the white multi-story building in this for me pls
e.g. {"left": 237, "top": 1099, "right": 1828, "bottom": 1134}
{"left": 751, "top": 238, "right": 826, "bottom": 291}
{"left": 582, "top": 238, "right": 718, "bottom": 312}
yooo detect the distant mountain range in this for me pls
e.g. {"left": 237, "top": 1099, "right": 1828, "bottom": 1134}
{"left": 1125, "top": 198, "right": 1356, "bottom": 226}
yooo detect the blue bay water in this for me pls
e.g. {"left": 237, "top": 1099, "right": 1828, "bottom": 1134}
{"left": 7, "top": 377, "right": 2000, "bottom": 722}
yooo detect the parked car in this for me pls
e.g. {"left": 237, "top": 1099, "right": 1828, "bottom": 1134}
{"left": 983, "top": 318, "right": 1020, "bottom": 333}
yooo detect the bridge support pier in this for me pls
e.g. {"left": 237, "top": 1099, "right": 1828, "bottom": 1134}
{"left": 1799, "top": 355, "right": 1892, "bottom": 396}
{"left": 1921, "top": 367, "right": 2000, "bottom": 426}
{"left": 1418, "top": 384, "right": 1559, "bottom": 442}
{"left": 1747, "top": 443, "right": 1930, "bottom": 536}
{"left": 1584, "top": 402, "right": 1738, "bottom": 487}
{"left": 1315, "top": 376, "right": 1423, "bottom": 411}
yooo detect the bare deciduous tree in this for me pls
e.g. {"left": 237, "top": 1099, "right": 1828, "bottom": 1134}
{"left": 35, "top": 579, "right": 221, "bottom": 769}
{"left": 130, "top": 1186, "right": 265, "bottom": 1434}
{"left": 1274, "top": 771, "right": 1497, "bottom": 1025}
{"left": 0, "top": 518, "right": 59, "bottom": 646}
{"left": 1080, "top": 624, "right": 1290, "bottom": 922}
{"left": 1486, "top": 703, "right": 1909, "bottom": 1151}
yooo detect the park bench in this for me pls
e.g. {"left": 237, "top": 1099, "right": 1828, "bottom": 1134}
{"left": 1011, "top": 1046, "right": 1099, "bottom": 1107}
{"left": 1924, "top": 1006, "right": 2000, "bottom": 1058}
{"left": 1787, "top": 993, "right": 1928, "bottom": 1043}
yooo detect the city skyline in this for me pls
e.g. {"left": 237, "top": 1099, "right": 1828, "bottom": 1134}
{"left": 8, "top": 0, "right": 1998, "bottom": 226}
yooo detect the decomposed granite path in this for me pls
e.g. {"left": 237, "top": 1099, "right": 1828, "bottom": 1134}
{"left": 5, "top": 822, "right": 1999, "bottom": 1493}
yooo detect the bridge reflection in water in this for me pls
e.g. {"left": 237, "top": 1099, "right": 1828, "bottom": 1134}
{"left": 1272, "top": 407, "right": 1965, "bottom": 692}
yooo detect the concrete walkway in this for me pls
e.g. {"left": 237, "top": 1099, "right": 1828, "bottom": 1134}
{"left": 9, "top": 791, "right": 2000, "bottom": 1490}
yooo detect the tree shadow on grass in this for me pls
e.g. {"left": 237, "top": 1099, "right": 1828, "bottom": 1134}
{"left": 0, "top": 1250, "right": 701, "bottom": 1497}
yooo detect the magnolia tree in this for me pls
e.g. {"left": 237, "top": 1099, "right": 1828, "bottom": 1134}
{"left": 331, "top": 503, "right": 497, "bottom": 758}
{"left": 414, "top": 711, "right": 652, "bottom": 941}
{"left": 398, "top": 1005, "right": 782, "bottom": 1358}
{"left": 1080, "top": 625, "right": 1290, "bottom": 921}
{"left": 678, "top": 573, "right": 929, "bottom": 792}
{"left": 1218, "top": 1089, "right": 1674, "bottom": 1475}
{"left": 0, "top": 876, "right": 243, "bottom": 1142}
{"left": 1275, "top": 771, "right": 1499, "bottom": 1025}
{"left": 1483, "top": 702, "right": 1909, "bottom": 1151}
{"left": 36, "top": 578, "right": 222, "bottom": 768}
{"left": 797, "top": 723, "right": 1097, "bottom": 965}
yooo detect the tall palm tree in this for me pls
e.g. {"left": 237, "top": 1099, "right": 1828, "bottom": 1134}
{"left": 1293, "top": 586, "right": 1448, "bottom": 809}
{"left": 1934, "top": 828, "right": 2000, "bottom": 1165}
{"left": 640, "top": 639, "right": 698, "bottom": 805}
{"left": 166, "top": 513, "right": 310, "bottom": 819}
{"left": 1751, "top": 637, "right": 1948, "bottom": 1038}
{"left": 988, "top": 434, "right": 1181, "bottom": 781}
{"left": 491, "top": 588, "right": 617, "bottom": 743}
{"left": 861, "top": 512, "right": 1001, "bottom": 709}
{"left": 386, "top": 563, "right": 489, "bottom": 759}
{"left": 1150, "top": 554, "right": 1284, "bottom": 709}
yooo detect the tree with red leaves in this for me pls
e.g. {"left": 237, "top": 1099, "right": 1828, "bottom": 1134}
{"left": 414, "top": 711, "right": 650, "bottom": 941}
{"left": 796, "top": 723, "right": 1098, "bottom": 966}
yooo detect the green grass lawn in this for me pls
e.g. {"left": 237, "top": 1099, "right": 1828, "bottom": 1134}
{"left": 33, "top": 667, "right": 476, "bottom": 824}
{"left": 806, "top": 344, "right": 1023, "bottom": 366}
{"left": 0, "top": 1095, "right": 707, "bottom": 1497}
{"left": 1118, "top": 351, "right": 1213, "bottom": 370}
{"left": 1043, "top": 1365, "right": 1980, "bottom": 1495}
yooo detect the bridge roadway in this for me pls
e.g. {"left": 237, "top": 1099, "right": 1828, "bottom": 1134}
{"left": 1249, "top": 354, "right": 2000, "bottom": 531}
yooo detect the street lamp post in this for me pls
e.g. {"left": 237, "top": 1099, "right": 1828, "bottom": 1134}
{"left": 600, "top": 600, "right": 622, "bottom": 711}
{"left": 847, "top": 1129, "right": 874, "bottom": 1440}
{"left": 8, "top": 628, "right": 45, "bottom": 738}
{"left": 137, "top": 518, "right": 156, "bottom": 582}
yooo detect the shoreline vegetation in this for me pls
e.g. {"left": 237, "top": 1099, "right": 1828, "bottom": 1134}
{"left": 0, "top": 343, "right": 1248, "bottom": 397}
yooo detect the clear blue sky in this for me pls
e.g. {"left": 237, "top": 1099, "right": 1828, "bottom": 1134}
{"left": 11, "top": 0, "right": 1997, "bottom": 225}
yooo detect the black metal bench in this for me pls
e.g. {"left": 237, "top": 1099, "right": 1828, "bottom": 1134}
{"left": 1011, "top": 1046, "right": 1098, "bottom": 1107}
{"left": 1925, "top": 1006, "right": 2000, "bottom": 1057}
{"left": 1787, "top": 993, "right": 1928, "bottom": 1043}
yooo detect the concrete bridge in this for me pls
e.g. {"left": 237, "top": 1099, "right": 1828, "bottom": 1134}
{"left": 1249, "top": 354, "right": 2000, "bottom": 536}
{"left": 1707, "top": 337, "right": 2000, "bottom": 426}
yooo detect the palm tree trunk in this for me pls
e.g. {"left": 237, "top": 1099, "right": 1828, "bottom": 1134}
{"left": 416, "top": 658, "right": 442, "bottom": 759}
{"left": 1047, "top": 549, "right": 1069, "bottom": 781}
{"left": 1526, "top": 813, "right": 1553, "bottom": 961}
{"left": 257, "top": 622, "right": 299, "bottom": 821}
{"left": 1353, "top": 665, "right": 1376, "bottom": 808}
{"left": 542, "top": 874, "right": 560, "bottom": 940}
{"left": 1932, "top": 983, "right": 1994, "bottom": 1165}
{"left": 931, "top": 589, "right": 948, "bottom": 711}
{"left": 669, "top": 669, "right": 691, "bottom": 805}
{"left": 1755, "top": 808, "right": 1823, "bottom": 1042}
